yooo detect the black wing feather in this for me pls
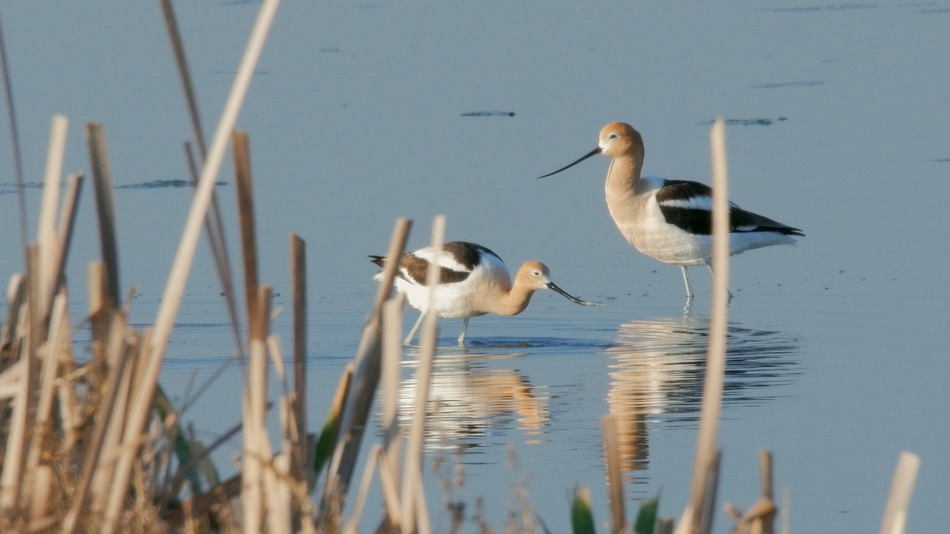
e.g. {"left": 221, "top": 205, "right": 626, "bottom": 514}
{"left": 656, "top": 180, "right": 804, "bottom": 236}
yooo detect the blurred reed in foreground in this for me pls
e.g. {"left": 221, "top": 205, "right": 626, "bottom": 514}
{"left": 0, "top": 1, "right": 921, "bottom": 531}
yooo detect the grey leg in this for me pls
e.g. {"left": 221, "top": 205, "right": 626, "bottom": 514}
{"left": 680, "top": 266, "right": 694, "bottom": 298}
{"left": 705, "top": 263, "right": 733, "bottom": 300}
{"left": 457, "top": 317, "right": 470, "bottom": 346}
{"left": 404, "top": 311, "right": 425, "bottom": 346}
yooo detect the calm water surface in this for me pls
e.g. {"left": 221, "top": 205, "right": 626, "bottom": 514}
{"left": 1, "top": 1, "right": 949, "bottom": 532}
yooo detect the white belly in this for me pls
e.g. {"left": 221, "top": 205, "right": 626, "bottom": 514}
{"left": 612, "top": 195, "right": 711, "bottom": 266}
{"left": 393, "top": 255, "right": 509, "bottom": 319}
{"left": 397, "top": 279, "right": 489, "bottom": 319}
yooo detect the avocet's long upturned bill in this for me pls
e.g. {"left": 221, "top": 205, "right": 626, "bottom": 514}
{"left": 371, "top": 241, "right": 602, "bottom": 346}
{"left": 538, "top": 122, "right": 804, "bottom": 299}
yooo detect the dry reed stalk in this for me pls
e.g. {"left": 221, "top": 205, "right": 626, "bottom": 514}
{"left": 268, "top": 335, "right": 287, "bottom": 384}
{"left": 56, "top": 173, "right": 84, "bottom": 249}
{"left": 256, "top": 288, "right": 293, "bottom": 534}
{"left": 373, "top": 219, "right": 413, "bottom": 312}
{"left": 41, "top": 173, "right": 84, "bottom": 319}
{"left": 87, "top": 261, "right": 105, "bottom": 318}
{"left": 878, "top": 451, "right": 920, "bottom": 534}
{"left": 0, "top": 357, "right": 23, "bottom": 396}
{"left": 726, "top": 499, "right": 775, "bottom": 534}
{"left": 234, "top": 130, "right": 259, "bottom": 340}
{"left": 130, "top": 328, "right": 154, "bottom": 430}
{"left": 699, "top": 453, "right": 722, "bottom": 534}
{"left": 724, "top": 451, "right": 776, "bottom": 534}
{"left": 756, "top": 450, "right": 776, "bottom": 534}
{"left": 0, "top": 6, "right": 29, "bottom": 254}
{"left": 0, "top": 358, "right": 22, "bottom": 398}
{"left": 375, "top": 294, "right": 406, "bottom": 531}
{"left": 414, "top": 472, "right": 432, "bottom": 534}
{"left": 760, "top": 450, "right": 773, "bottom": 501}
{"left": 277, "top": 391, "right": 298, "bottom": 497}
{"left": 56, "top": 321, "right": 82, "bottom": 458}
{"left": 267, "top": 452, "right": 294, "bottom": 534}
{"left": 400, "top": 215, "right": 444, "bottom": 534}
{"left": 184, "top": 140, "right": 246, "bottom": 356}
{"left": 681, "top": 118, "right": 729, "bottom": 534}
{"left": 164, "top": 0, "right": 245, "bottom": 357}
{"left": 27, "top": 245, "right": 42, "bottom": 357}
{"left": 241, "top": 392, "right": 264, "bottom": 533}
{"left": 92, "top": 332, "right": 141, "bottom": 515}
{"left": 62, "top": 313, "right": 132, "bottom": 534}
{"left": 182, "top": 498, "right": 196, "bottom": 534}
{"left": 38, "top": 115, "right": 68, "bottom": 310}
{"left": 104, "top": 4, "right": 281, "bottom": 529}
{"left": 87, "top": 262, "right": 114, "bottom": 395}
{"left": 319, "top": 218, "right": 411, "bottom": 518}
{"left": 381, "top": 293, "right": 405, "bottom": 480}
{"left": 29, "top": 464, "right": 53, "bottom": 523}
{"left": 0, "top": 311, "right": 28, "bottom": 511}
{"left": 159, "top": 0, "right": 206, "bottom": 158}
{"left": 234, "top": 129, "right": 267, "bottom": 533}
{"left": 259, "top": 429, "right": 290, "bottom": 533}
{"left": 234, "top": 156, "right": 293, "bottom": 527}
{"left": 0, "top": 273, "right": 26, "bottom": 352}
{"left": 601, "top": 414, "right": 625, "bottom": 534}
{"left": 344, "top": 444, "right": 383, "bottom": 534}
{"left": 273, "top": 357, "right": 307, "bottom": 526}
{"left": 0, "top": 246, "right": 40, "bottom": 513}
{"left": 321, "top": 318, "right": 381, "bottom": 521}
{"left": 290, "top": 233, "right": 308, "bottom": 483}
{"left": 1, "top": 273, "right": 20, "bottom": 331}
{"left": 257, "top": 440, "right": 283, "bottom": 532}
{"left": 23, "top": 289, "right": 69, "bottom": 508}
{"left": 1, "top": 274, "right": 25, "bottom": 364}
{"left": 377, "top": 446, "right": 403, "bottom": 527}
{"left": 85, "top": 123, "right": 121, "bottom": 308}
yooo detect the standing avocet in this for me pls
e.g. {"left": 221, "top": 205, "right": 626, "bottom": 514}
{"left": 538, "top": 122, "right": 803, "bottom": 299}
{"left": 371, "top": 241, "right": 601, "bottom": 346}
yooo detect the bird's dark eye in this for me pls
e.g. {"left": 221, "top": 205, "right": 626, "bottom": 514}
{"left": 532, "top": 270, "right": 541, "bottom": 276}
{"left": 608, "top": 133, "right": 618, "bottom": 139}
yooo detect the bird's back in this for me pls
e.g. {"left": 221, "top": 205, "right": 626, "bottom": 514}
{"left": 372, "top": 241, "right": 512, "bottom": 318}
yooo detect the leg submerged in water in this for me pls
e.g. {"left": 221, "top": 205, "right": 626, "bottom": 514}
{"left": 457, "top": 317, "right": 470, "bottom": 346}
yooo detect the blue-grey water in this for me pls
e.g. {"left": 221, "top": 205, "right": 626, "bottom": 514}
{"left": 1, "top": 1, "right": 949, "bottom": 532}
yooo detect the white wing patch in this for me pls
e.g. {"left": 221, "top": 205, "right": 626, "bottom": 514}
{"left": 658, "top": 195, "right": 713, "bottom": 210}
{"left": 658, "top": 195, "right": 739, "bottom": 211}
{"left": 412, "top": 246, "right": 471, "bottom": 274}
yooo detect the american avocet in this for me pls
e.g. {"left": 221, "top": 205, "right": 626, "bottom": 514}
{"left": 539, "top": 122, "right": 803, "bottom": 299}
{"left": 371, "top": 241, "right": 601, "bottom": 346}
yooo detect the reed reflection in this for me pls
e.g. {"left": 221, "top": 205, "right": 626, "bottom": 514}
{"left": 606, "top": 315, "right": 800, "bottom": 474}
{"left": 398, "top": 350, "right": 548, "bottom": 451}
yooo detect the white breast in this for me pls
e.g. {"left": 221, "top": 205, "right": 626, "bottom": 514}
{"left": 611, "top": 192, "right": 713, "bottom": 266}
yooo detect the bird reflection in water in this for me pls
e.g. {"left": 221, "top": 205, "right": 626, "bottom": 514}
{"left": 397, "top": 350, "right": 549, "bottom": 451}
{"left": 606, "top": 315, "right": 800, "bottom": 478}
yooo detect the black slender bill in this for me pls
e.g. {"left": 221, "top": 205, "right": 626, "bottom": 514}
{"left": 537, "top": 146, "right": 602, "bottom": 179}
{"left": 546, "top": 281, "right": 604, "bottom": 307}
